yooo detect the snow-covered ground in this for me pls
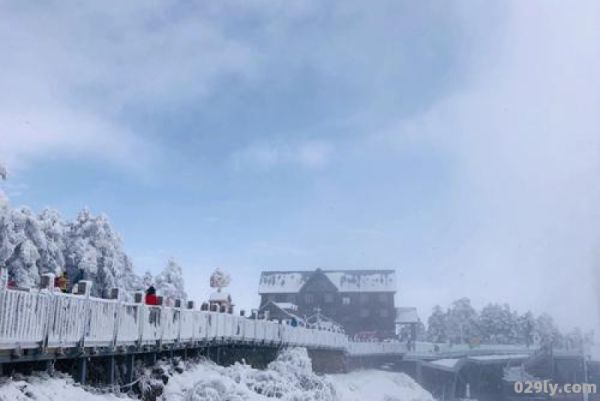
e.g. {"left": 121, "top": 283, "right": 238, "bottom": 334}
{"left": 0, "top": 348, "right": 433, "bottom": 401}
{"left": 327, "top": 370, "right": 434, "bottom": 401}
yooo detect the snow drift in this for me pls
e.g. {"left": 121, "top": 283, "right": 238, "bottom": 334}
{"left": 0, "top": 348, "right": 433, "bottom": 401}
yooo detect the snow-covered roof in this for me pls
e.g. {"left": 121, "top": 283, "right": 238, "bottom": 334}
{"left": 259, "top": 301, "right": 305, "bottom": 323}
{"left": 468, "top": 354, "right": 530, "bottom": 361}
{"left": 395, "top": 307, "right": 419, "bottom": 324}
{"left": 209, "top": 291, "right": 231, "bottom": 302}
{"left": 258, "top": 269, "right": 396, "bottom": 294}
{"left": 429, "top": 358, "right": 461, "bottom": 369}
{"left": 274, "top": 302, "right": 298, "bottom": 311}
{"left": 504, "top": 366, "right": 538, "bottom": 382}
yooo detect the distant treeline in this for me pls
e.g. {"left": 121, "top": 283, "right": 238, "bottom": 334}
{"left": 407, "top": 297, "right": 592, "bottom": 348}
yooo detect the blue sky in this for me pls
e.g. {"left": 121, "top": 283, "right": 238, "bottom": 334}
{"left": 1, "top": 1, "right": 599, "bottom": 330}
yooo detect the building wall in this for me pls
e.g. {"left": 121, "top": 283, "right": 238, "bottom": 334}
{"left": 259, "top": 290, "right": 395, "bottom": 337}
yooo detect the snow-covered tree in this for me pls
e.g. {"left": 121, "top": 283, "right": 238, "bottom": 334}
{"left": 142, "top": 270, "right": 154, "bottom": 288}
{"left": 37, "top": 208, "right": 66, "bottom": 276}
{"left": 478, "top": 303, "right": 519, "bottom": 344}
{"left": 210, "top": 268, "right": 231, "bottom": 291}
{"left": 65, "top": 209, "right": 139, "bottom": 296}
{"left": 516, "top": 311, "right": 536, "bottom": 346}
{"left": 427, "top": 305, "right": 448, "bottom": 342}
{"left": 535, "top": 313, "right": 563, "bottom": 346}
{"left": 155, "top": 259, "right": 187, "bottom": 300}
{"left": 446, "top": 297, "right": 479, "bottom": 344}
{"left": 0, "top": 207, "right": 49, "bottom": 287}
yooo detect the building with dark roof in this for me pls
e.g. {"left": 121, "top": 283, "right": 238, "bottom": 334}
{"left": 258, "top": 268, "right": 397, "bottom": 338}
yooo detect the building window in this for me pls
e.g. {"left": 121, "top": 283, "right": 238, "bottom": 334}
{"left": 360, "top": 308, "right": 370, "bottom": 318}
{"left": 360, "top": 294, "right": 369, "bottom": 304}
{"left": 342, "top": 296, "right": 351, "bottom": 305}
{"left": 379, "top": 308, "right": 389, "bottom": 317}
{"left": 286, "top": 294, "right": 296, "bottom": 303}
{"left": 304, "top": 294, "right": 314, "bottom": 304}
{"left": 324, "top": 293, "right": 334, "bottom": 303}
{"left": 378, "top": 293, "right": 387, "bottom": 303}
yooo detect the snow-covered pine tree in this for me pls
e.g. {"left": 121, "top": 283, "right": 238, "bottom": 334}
{"left": 155, "top": 259, "right": 187, "bottom": 301}
{"left": 65, "top": 209, "right": 139, "bottom": 297}
{"left": 479, "top": 303, "right": 519, "bottom": 344}
{"left": 0, "top": 207, "right": 49, "bottom": 288}
{"left": 446, "top": 297, "right": 479, "bottom": 344}
{"left": 142, "top": 270, "right": 154, "bottom": 288}
{"left": 517, "top": 311, "right": 536, "bottom": 346}
{"left": 535, "top": 313, "right": 563, "bottom": 346}
{"left": 37, "top": 208, "right": 66, "bottom": 276}
{"left": 427, "top": 305, "right": 448, "bottom": 343}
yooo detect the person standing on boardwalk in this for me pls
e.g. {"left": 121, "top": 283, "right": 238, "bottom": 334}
{"left": 55, "top": 272, "right": 69, "bottom": 293}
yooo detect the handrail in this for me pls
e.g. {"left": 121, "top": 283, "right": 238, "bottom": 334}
{"left": 0, "top": 286, "right": 396, "bottom": 356}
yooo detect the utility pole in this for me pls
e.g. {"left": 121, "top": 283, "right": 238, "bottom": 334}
{"left": 583, "top": 344, "right": 590, "bottom": 401}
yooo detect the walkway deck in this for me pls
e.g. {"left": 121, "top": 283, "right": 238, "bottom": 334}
{"left": 0, "top": 283, "right": 406, "bottom": 364}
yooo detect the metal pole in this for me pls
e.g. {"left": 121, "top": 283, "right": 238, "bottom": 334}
{"left": 108, "top": 356, "right": 116, "bottom": 386}
{"left": 125, "top": 354, "right": 135, "bottom": 384}
{"left": 583, "top": 352, "right": 589, "bottom": 401}
{"left": 76, "top": 357, "right": 88, "bottom": 385}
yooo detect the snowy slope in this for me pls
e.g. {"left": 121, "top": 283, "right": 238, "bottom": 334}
{"left": 328, "top": 370, "right": 434, "bottom": 401}
{"left": 0, "top": 375, "right": 121, "bottom": 401}
{"left": 0, "top": 349, "right": 433, "bottom": 401}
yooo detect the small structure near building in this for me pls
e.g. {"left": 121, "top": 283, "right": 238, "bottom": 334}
{"left": 258, "top": 301, "right": 305, "bottom": 326}
{"left": 396, "top": 307, "right": 420, "bottom": 350}
{"left": 209, "top": 268, "right": 233, "bottom": 312}
{"left": 306, "top": 307, "right": 345, "bottom": 333}
{"left": 209, "top": 290, "right": 233, "bottom": 312}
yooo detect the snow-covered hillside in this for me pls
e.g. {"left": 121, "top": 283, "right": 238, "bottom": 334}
{"left": 0, "top": 348, "right": 433, "bottom": 401}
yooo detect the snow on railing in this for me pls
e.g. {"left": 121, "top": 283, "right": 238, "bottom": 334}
{"left": 409, "top": 341, "right": 538, "bottom": 358}
{"left": 347, "top": 340, "right": 407, "bottom": 356}
{"left": 0, "top": 283, "right": 371, "bottom": 354}
{"left": 0, "top": 289, "right": 51, "bottom": 349}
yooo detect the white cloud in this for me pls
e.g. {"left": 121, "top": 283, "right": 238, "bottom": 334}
{"left": 232, "top": 140, "right": 334, "bottom": 170}
{"left": 0, "top": 1, "right": 256, "bottom": 172}
{"left": 379, "top": 0, "right": 600, "bottom": 329}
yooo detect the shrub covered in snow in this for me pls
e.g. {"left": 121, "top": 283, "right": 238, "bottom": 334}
{"left": 210, "top": 268, "right": 231, "bottom": 291}
{"left": 0, "top": 349, "right": 435, "bottom": 401}
{"left": 181, "top": 348, "right": 336, "bottom": 401}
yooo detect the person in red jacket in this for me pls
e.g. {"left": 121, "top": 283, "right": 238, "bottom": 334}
{"left": 145, "top": 286, "right": 159, "bottom": 305}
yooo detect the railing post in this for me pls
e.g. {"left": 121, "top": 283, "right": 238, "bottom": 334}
{"left": 109, "top": 288, "right": 121, "bottom": 350}
{"left": 187, "top": 301, "right": 196, "bottom": 345}
{"left": 40, "top": 273, "right": 57, "bottom": 353}
{"left": 175, "top": 299, "right": 182, "bottom": 345}
{"left": 78, "top": 281, "right": 93, "bottom": 349}
{"left": 133, "top": 292, "right": 144, "bottom": 348}
{"left": 0, "top": 266, "right": 8, "bottom": 289}
{"left": 40, "top": 273, "right": 56, "bottom": 292}
{"left": 157, "top": 296, "right": 164, "bottom": 348}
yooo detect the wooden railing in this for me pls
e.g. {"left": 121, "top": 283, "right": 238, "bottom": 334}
{"left": 0, "top": 279, "right": 406, "bottom": 357}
